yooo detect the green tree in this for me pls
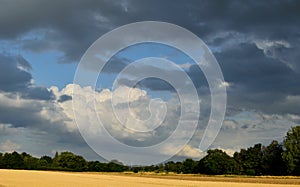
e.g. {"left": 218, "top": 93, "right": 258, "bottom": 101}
{"left": 175, "top": 162, "right": 183, "bottom": 173}
{"left": 144, "top": 165, "right": 156, "bottom": 172}
{"left": 107, "top": 160, "right": 128, "bottom": 172}
{"left": 262, "top": 140, "right": 286, "bottom": 176}
{"left": 2, "top": 151, "right": 24, "bottom": 169}
{"left": 199, "top": 149, "right": 238, "bottom": 175}
{"left": 87, "top": 161, "right": 108, "bottom": 172}
{"left": 283, "top": 126, "right": 300, "bottom": 175}
{"left": 21, "top": 152, "right": 39, "bottom": 169}
{"left": 164, "top": 161, "right": 180, "bottom": 173}
{"left": 182, "top": 159, "right": 198, "bottom": 174}
{"left": 53, "top": 152, "right": 87, "bottom": 171}
{"left": 0, "top": 152, "right": 3, "bottom": 168}
{"left": 39, "top": 155, "right": 53, "bottom": 168}
{"left": 234, "top": 144, "right": 263, "bottom": 175}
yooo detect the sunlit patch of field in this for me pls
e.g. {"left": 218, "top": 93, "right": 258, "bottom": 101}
{"left": 0, "top": 169, "right": 299, "bottom": 187}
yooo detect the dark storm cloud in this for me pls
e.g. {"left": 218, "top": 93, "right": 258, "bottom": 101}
{"left": 111, "top": 41, "right": 300, "bottom": 116}
{"left": 0, "top": 94, "right": 87, "bottom": 148}
{"left": 0, "top": 53, "right": 55, "bottom": 100}
{"left": 101, "top": 57, "right": 130, "bottom": 73}
{"left": 216, "top": 42, "right": 300, "bottom": 115}
{"left": 259, "top": 38, "right": 300, "bottom": 72}
{"left": 113, "top": 61, "right": 202, "bottom": 92}
{"left": 115, "top": 64, "right": 210, "bottom": 98}
{"left": 218, "top": 43, "right": 299, "bottom": 93}
{"left": 0, "top": 0, "right": 114, "bottom": 38}
{"left": 116, "top": 78, "right": 174, "bottom": 91}
{"left": 1, "top": 0, "right": 299, "bottom": 64}
{"left": 0, "top": 54, "right": 31, "bottom": 91}
{"left": 0, "top": 0, "right": 133, "bottom": 63}
{"left": 0, "top": 99, "right": 50, "bottom": 129}
{"left": 58, "top": 94, "right": 72, "bottom": 103}
{"left": 23, "top": 86, "right": 55, "bottom": 100}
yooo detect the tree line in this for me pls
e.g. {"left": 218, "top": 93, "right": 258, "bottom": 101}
{"left": 1, "top": 126, "right": 300, "bottom": 175}
{"left": 0, "top": 151, "right": 128, "bottom": 172}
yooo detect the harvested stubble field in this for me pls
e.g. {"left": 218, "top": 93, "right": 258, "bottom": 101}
{"left": 0, "top": 169, "right": 300, "bottom": 187}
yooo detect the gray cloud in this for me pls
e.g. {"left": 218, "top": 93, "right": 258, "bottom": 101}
{"left": 0, "top": 0, "right": 132, "bottom": 63}
{"left": 1, "top": 0, "right": 299, "bottom": 63}
{"left": 215, "top": 42, "right": 300, "bottom": 115}
{"left": 58, "top": 94, "right": 72, "bottom": 103}
{"left": 0, "top": 54, "right": 31, "bottom": 91}
{"left": 0, "top": 90, "right": 97, "bottom": 158}
{"left": 0, "top": 53, "right": 55, "bottom": 100}
{"left": 101, "top": 57, "right": 130, "bottom": 73}
{"left": 23, "top": 86, "right": 55, "bottom": 100}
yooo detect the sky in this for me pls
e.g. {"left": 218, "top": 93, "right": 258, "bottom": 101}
{"left": 0, "top": 0, "right": 300, "bottom": 164}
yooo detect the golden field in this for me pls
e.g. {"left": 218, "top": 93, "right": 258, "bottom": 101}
{"left": 0, "top": 169, "right": 300, "bottom": 187}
